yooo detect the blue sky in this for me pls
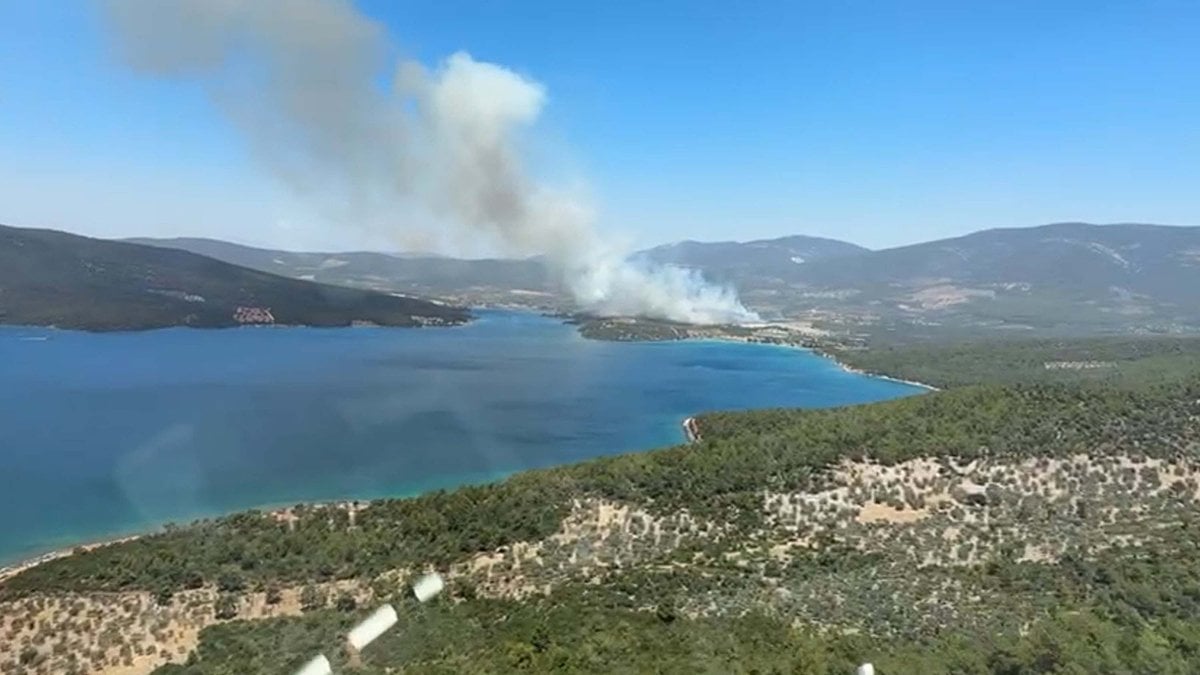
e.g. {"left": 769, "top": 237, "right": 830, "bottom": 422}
{"left": 2, "top": 1, "right": 1198, "bottom": 252}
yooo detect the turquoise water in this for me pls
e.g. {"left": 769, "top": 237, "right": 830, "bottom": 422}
{"left": 0, "top": 311, "right": 922, "bottom": 564}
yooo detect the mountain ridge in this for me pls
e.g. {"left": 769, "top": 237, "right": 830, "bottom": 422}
{"left": 127, "top": 236, "right": 556, "bottom": 309}
{"left": 767, "top": 221, "right": 1200, "bottom": 336}
{"left": 131, "top": 222, "right": 1200, "bottom": 337}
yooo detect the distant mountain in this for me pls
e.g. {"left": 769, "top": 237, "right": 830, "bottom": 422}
{"left": 130, "top": 223, "right": 1200, "bottom": 338}
{"left": 1, "top": 225, "right": 469, "bottom": 331}
{"left": 636, "top": 234, "right": 868, "bottom": 284}
{"left": 128, "top": 237, "right": 557, "bottom": 309}
{"left": 793, "top": 223, "right": 1198, "bottom": 290}
{"left": 771, "top": 223, "right": 1200, "bottom": 336}
{"left": 130, "top": 234, "right": 871, "bottom": 310}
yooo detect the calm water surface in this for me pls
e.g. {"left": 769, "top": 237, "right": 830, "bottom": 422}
{"left": 0, "top": 311, "right": 922, "bottom": 563}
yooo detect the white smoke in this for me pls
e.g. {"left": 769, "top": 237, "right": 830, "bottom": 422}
{"left": 101, "top": 0, "right": 758, "bottom": 324}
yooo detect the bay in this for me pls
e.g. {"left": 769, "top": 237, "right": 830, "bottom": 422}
{"left": 0, "top": 310, "right": 922, "bottom": 564}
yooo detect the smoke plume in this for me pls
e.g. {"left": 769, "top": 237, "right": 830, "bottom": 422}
{"left": 101, "top": 0, "right": 758, "bottom": 324}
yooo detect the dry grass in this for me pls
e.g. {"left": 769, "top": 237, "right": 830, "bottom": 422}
{"left": 761, "top": 454, "right": 1200, "bottom": 567}
{"left": 0, "top": 580, "right": 380, "bottom": 675}
{"left": 447, "top": 498, "right": 722, "bottom": 599}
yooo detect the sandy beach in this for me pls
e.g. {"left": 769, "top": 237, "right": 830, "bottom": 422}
{"left": 0, "top": 535, "right": 142, "bottom": 585}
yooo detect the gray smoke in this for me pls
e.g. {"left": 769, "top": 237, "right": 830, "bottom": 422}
{"left": 101, "top": 0, "right": 758, "bottom": 324}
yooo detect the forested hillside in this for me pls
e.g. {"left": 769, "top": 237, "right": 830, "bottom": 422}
{"left": 0, "top": 225, "right": 470, "bottom": 331}
{"left": 4, "top": 337, "right": 1200, "bottom": 672}
{"left": 835, "top": 335, "right": 1200, "bottom": 389}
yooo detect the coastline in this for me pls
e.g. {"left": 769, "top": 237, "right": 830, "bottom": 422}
{"left": 564, "top": 313, "right": 941, "bottom": 392}
{"left": 0, "top": 503, "right": 348, "bottom": 587}
{"left": 2, "top": 322, "right": 932, "bottom": 588}
{"left": 0, "top": 487, "right": 514, "bottom": 588}
{"left": 827, "top": 358, "right": 940, "bottom": 391}
{"left": 0, "top": 315, "right": 473, "bottom": 335}
{"left": 0, "top": 535, "right": 142, "bottom": 586}
{"left": 674, "top": 332, "right": 941, "bottom": 392}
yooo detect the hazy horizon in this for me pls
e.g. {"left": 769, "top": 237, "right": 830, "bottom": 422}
{"left": 2, "top": 1, "right": 1198, "bottom": 255}
{"left": 1, "top": 219, "right": 1190, "bottom": 259}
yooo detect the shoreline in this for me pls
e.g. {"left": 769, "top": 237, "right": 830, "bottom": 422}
{"left": 2, "top": 322, "right": 932, "bottom": 587}
{"left": 0, "top": 535, "right": 142, "bottom": 586}
{"left": 669, "top": 332, "right": 941, "bottom": 392}
{"left": 0, "top": 486, "right": 514, "bottom": 588}
{"left": 821, "top": 352, "right": 940, "bottom": 391}
{"left": 561, "top": 312, "right": 941, "bottom": 393}
{"left": 834, "top": 362, "right": 940, "bottom": 391}
{"left": 0, "top": 502, "right": 354, "bottom": 587}
{"left": 0, "top": 315, "right": 473, "bottom": 335}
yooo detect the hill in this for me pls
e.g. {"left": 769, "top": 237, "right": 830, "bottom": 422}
{"left": 135, "top": 223, "right": 1200, "bottom": 339}
{"left": 0, "top": 225, "right": 469, "bottom": 331}
{"left": 634, "top": 234, "right": 869, "bottom": 284}
{"left": 129, "top": 234, "right": 867, "bottom": 302}
{"left": 3, "top": 336, "right": 1200, "bottom": 673}
{"left": 608, "top": 223, "right": 1200, "bottom": 338}
{"left": 833, "top": 333, "right": 1200, "bottom": 389}
{"left": 772, "top": 222, "right": 1200, "bottom": 336}
{"left": 128, "top": 237, "right": 558, "bottom": 311}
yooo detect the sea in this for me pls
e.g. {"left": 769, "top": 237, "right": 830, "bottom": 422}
{"left": 0, "top": 310, "right": 923, "bottom": 565}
